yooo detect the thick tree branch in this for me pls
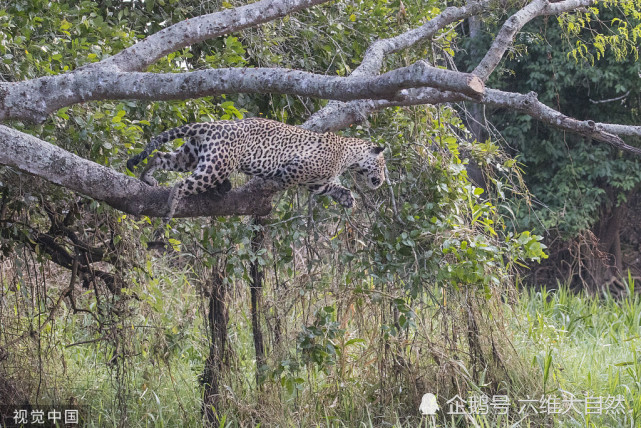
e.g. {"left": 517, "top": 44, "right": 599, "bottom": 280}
{"left": 0, "top": 126, "right": 276, "bottom": 217}
{"left": 0, "top": 0, "right": 491, "bottom": 124}
{"left": 597, "top": 123, "right": 641, "bottom": 138}
{"left": 318, "top": 87, "right": 641, "bottom": 155}
{"left": 303, "top": 88, "right": 465, "bottom": 132}
{"left": 473, "top": 0, "right": 595, "bottom": 81}
{"left": 90, "top": 0, "right": 333, "bottom": 72}
{"left": 0, "top": 63, "right": 483, "bottom": 123}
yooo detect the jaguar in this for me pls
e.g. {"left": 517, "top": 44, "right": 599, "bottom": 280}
{"left": 127, "top": 118, "right": 386, "bottom": 220}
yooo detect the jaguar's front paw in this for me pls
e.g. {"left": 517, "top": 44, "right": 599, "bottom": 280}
{"left": 339, "top": 193, "right": 355, "bottom": 209}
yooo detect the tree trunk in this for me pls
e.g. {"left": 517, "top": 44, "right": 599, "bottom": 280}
{"left": 595, "top": 198, "right": 626, "bottom": 275}
{"left": 249, "top": 217, "right": 267, "bottom": 388}
{"left": 464, "top": 14, "right": 489, "bottom": 191}
{"left": 201, "top": 262, "right": 229, "bottom": 425}
{"left": 586, "top": 197, "right": 627, "bottom": 294}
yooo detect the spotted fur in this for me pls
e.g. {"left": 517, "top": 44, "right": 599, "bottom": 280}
{"left": 127, "top": 118, "right": 386, "bottom": 220}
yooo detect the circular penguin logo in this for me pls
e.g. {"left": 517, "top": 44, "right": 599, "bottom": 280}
{"left": 419, "top": 392, "right": 439, "bottom": 415}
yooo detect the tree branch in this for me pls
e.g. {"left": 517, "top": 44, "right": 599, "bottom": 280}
{"left": 318, "top": 87, "right": 641, "bottom": 155}
{"left": 305, "top": 0, "right": 490, "bottom": 130}
{"left": 0, "top": 62, "right": 484, "bottom": 123}
{"left": 353, "top": 0, "right": 490, "bottom": 77}
{"left": 303, "top": 88, "right": 465, "bottom": 132}
{"left": 473, "top": 0, "right": 595, "bottom": 81}
{"left": 483, "top": 89, "right": 641, "bottom": 154}
{"left": 89, "top": 0, "right": 333, "bottom": 72}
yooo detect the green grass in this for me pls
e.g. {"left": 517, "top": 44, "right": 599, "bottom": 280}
{"left": 81, "top": 283, "right": 640, "bottom": 427}
{"left": 507, "top": 281, "right": 641, "bottom": 427}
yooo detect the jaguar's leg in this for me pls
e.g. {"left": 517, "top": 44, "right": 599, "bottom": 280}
{"left": 140, "top": 140, "right": 199, "bottom": 186}
{"left": 164, "top": 160, "right": 234, "bottom": 222}
{"left": 213, "top": 178, "right": 232, "bottom": 194}
{"left": 139, "top": 155, "right": 163, "bottom": 186}
{"left": 307, "top": 179, "right": 355, "bottom": 208}
{"left": 261, "top": 156, "right": 307, "bottom": 192}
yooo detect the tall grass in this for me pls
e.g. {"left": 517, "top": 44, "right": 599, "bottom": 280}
{"left": 66, "top": 281, "right": 641, "bottom": 426}
{"left": 509, "top": 279, "right": 641, "bottom": 427}
{"left": 3, "top": 258, "right": 640, "bottom": 427}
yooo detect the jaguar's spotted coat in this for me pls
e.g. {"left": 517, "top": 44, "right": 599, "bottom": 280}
{"left": 127, "top": 118, "right": 386, "bottom": 220}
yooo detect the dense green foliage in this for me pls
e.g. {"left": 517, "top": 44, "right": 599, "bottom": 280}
{"left": 502, "top": 23, "right": 641, "bottom": 236}
{"left": 460, "top": 6, "right": 641, "bottom": 237}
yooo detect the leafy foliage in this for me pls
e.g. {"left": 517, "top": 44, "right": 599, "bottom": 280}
{"left": 460, "top": 5, "right": 641, "bottom": 238}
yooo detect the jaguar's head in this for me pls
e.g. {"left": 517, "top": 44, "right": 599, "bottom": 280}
{"left": 352, "top": 146, "right": 386, "bottom": 189}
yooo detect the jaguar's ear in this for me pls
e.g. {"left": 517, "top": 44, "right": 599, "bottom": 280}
{"left": 371, "top": 146, "right": 385, "bottom": 155}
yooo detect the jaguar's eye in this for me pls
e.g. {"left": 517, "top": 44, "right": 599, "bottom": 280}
{"left": 371, "top": 177, "right": 381, "bottom": 187}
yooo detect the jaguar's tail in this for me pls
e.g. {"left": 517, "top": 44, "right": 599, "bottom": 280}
{"left": 127, "top": 124, "right": 199, "bottom": 171}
